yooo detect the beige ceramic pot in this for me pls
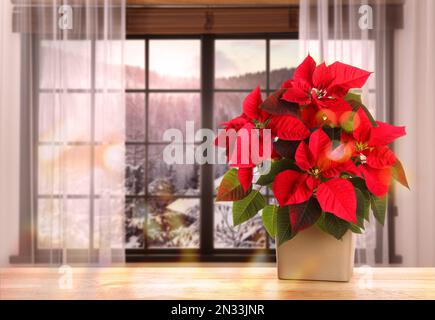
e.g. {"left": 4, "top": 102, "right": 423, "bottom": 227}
{"left": 276, "top": 226, "right": 355, "bottom": 282}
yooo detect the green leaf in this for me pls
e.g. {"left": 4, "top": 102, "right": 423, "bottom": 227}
{"left": 262, "top": 205, "right": 278, "bottom": 238}
{"left": 273, "top": 140, "right": 301, "bottom": 159}
{"left": 256, "top": 158, "right": 298, "bottom": 186}
{"left": 355, "top": 188, "right": 369, "bottom": 229}
{"left": 349, "top": 178, "right": 371, "bottom": 221}
{"left": 276, "top": 206, "right": 293, "bottom": 246}
{"left": 323, "top": 126, "right": 341, "bottom": 142}
{"left": 391, "top": 159, "right": 410, "bottom": 189}
{"left": 259, "top": 88, "right": 300, "bottom": 116}
{"left": 232, "top": 190, "right": 266, "bottom": 226}
{"left": 371, "top": 194, "right": 387, "bottom": 225}
{"left": 316, "top": 212, "right": 350, "bottom": 240}
{"left": 216, "top": 169, "right": 251, "bottom": 201}
{"left": 349, "top": 177, "right": 368, "bottom": 191}
{"left": 345, "top": 92, "right": 363, "bottom": 103}
{"left": 340, "top": 111, "right": 357, "bottom": 133}
{"left": 289, "top": 197, "right": 322, "bottom": 234}
{"left": 363, "top": 191, "right": 371, "bottom": 221}
{"left": 345, "top": 92, "right": 377, "bottom": 126}
{"left": 349, "top": 223, "right": 363, "bottom": 234}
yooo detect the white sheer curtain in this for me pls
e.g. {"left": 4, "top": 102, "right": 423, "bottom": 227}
{"left": 0, "top": 0, "right": 21, "bottom": 267}
{"left": 0, "top": 0, "right": 126, "bottom": 265}
{"left": 394, "top": 0, "right": 435, "bottom": 266}
{"left": 298, "top": 0, "right": 390, "bottom": 266}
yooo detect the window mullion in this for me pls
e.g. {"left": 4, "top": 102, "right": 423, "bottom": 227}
{"left": 144, "top": 38, "right": 149, "bottom": 251}
{"left": 89, "top": 38, "right": 96, "bottom": 257}
{"left": 265, "top": 37, "right": 271, "bottom": 250}
{"left": 200, "top": 35, "right": 215, "bottom": 255}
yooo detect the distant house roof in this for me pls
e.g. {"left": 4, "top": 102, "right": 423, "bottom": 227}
{"left": 167, "top": 176, "right": 231, "bottom": 215}
{"left": 167, "top": 198, "right": 199, "bottom": 215}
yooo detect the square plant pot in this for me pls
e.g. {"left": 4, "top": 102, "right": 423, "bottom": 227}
{"left": 276, "top": 226, "right": 355, "bottom": 282}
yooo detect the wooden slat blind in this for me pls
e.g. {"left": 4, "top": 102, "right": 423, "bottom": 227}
{"left": 126, "top": 7, "right": 298, "bottom": 35}
{"left": 12, "top": 6, "right": 299, "bottom": 35}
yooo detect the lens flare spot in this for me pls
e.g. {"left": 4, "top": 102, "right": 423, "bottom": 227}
{"left": 342, "top": 111, "right": 362, "bottom": 132}
{"left": 315, "top": 109, "right": 337, "bottom": 126}
{"left": 339, "top": 111, "right": 359, "bottom": 133}
{"left": 103, "top": 144, "right": 124, "bottom": 171}
{"left": 327, "top": 143, "right": 353, "bottom": 163}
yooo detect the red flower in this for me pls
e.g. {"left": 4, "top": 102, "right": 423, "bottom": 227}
{"left": 343, "top": 108, "right": 406, "bottom": 196}
{"left": 216, "top": 87, "right": 310, "bottom": 191}
{"left": 215, "top": 87, "right": 310, "bottom": 148}
{"left": 272, "top": 129, "right": 358, "bottom": 223}
{"left": 282, "top": 55, "right": 371, "bottom": 128}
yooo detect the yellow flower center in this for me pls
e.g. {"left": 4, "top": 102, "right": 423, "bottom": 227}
{"left": 312, "top": 88, "right": 327, "bottom": 99}
{"left": 355, "top": 141, "right": 369, "bottom": 152}
{"left": 307, "top": 167, "right": 320, "bottom": 178}
{"left": 253, "top": 118, "right": 270, "bottom": 130}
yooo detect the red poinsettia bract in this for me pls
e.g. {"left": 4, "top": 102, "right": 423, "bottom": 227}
{"left": 343, "top": 108, "right": 406, "bottom": 196}
{"left": 216, "top": 86, "right": 310, "bottom": 191}
{"left": 273, "top": 129, "right": 358, "bottom": 223}
{"left": 215, "top": 54, "right": 409, "bottom": 243}
{"left": 281, "top": 55, "right": 371, "bottom": 128}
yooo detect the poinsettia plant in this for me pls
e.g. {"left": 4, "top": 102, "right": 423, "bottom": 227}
{"left": 215, "top": 55, "right": 409, "bottom": 245}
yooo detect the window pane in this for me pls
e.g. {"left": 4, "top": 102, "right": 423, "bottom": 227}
{"left": 95, "top": 93, "right": 125, "bottom": 142}
{"left": 39, "top": 93, "right": 91, "bottom": 143}
{"left": 97, "top": 40, "right": 145, "bottom": 89}
{"left": 148, "top": 145, "right": 200, "bottom": 196}
{"left": 149, "top": 40, "right": 200, "bottom": 89}
{"left": 37, "top": 199, "right": 90, "bottom": 249}
{"left": 270, "top": 40, "right": 299, "bottom": 89}
{"left": 125, "top": 198, "right": 146, "bottom": 248}
{"left": 147, "top": 198, "right": 199, "bottom": 248}
{"left": 93, "top": 198, "right": 125, "bottom": 250}
{"left": 213, "top": 92, "right": 245, "bottom": 129}
{"left": 124, "top": 40, "right": 146, "bottom": 89}
{"left": 40, "top": 40, "right": 91, "bottom": 89}
{"left": 126, "top": 145, "right": 145, "bottom": 195}
{"left": 148, "top": 93, "right": 200, "bottom": 142}
{"left": 214, "top": 202, "right": 266, "bottom": 248}
{"left": 126, "top": 93, "right": 145, "bottom": 141}
{"left": 215, "top": 40, "right": 266, "bottom": 89}
{"left": 38, "top": 146, "right": 91, "bottom": 195}
{"left": 37, "top": 199, "right": 61, "bottom": 249}
{"left": 95, "top": 40, "right": 128, "bottom": 89}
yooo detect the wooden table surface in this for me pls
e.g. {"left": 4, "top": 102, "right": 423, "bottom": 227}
{"left": 1, "top": 264, "right": 435, "bottom": 300}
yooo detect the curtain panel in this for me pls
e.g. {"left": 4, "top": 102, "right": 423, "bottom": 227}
{"left": 1, "top": 0, "right": 127, "bottom": 265}
{"left": 298, "top": 0, "right": 403, "bottom": 266}
{"left": 394, "top": 0, "right": 435, "bottom": 266}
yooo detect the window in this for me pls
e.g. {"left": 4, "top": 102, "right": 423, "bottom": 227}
{"left": 37, "top": 40, "right": 95, "bottom": 250}
{"left": 34, "top": 35, "right": 377, "bottom": 261}
{"left": 11, "top": 5, "right": 396, "bottom": 265}
{"left": 125, "top": 39, "right": 201, "bottom": 250}
{"left": 124, "top": 35, "right": 300, "bottom": 260}
{"left": 213, "top": 39, "right": 298, "bottom": 250}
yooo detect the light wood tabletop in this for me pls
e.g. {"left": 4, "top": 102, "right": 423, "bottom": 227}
{"left": 1, "top": 264, "right": 435, "bottom": 300}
